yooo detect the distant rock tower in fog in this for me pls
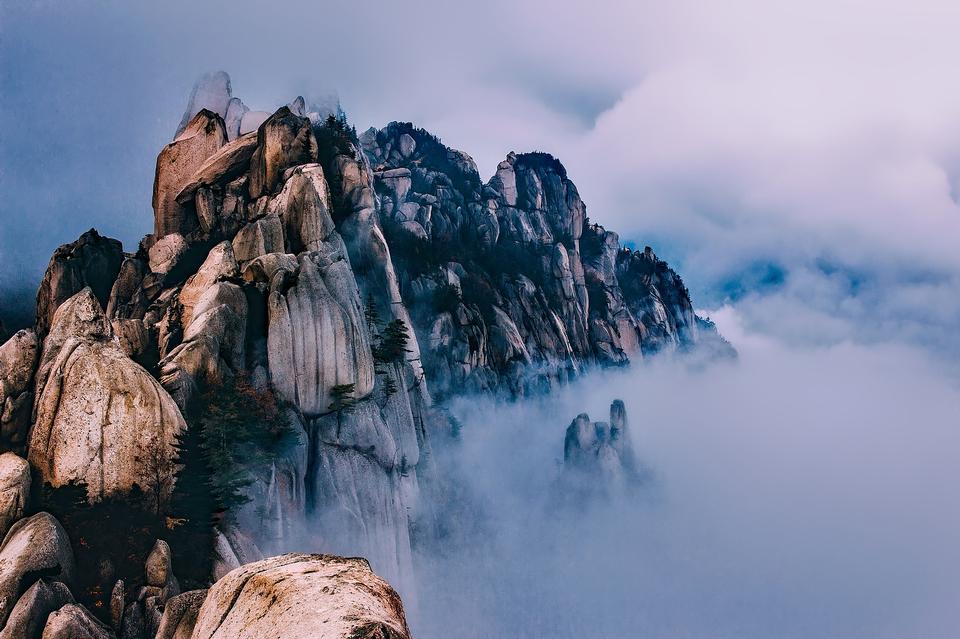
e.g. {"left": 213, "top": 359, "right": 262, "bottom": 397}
{"left": 558, "top": 400, "right": 641, "bottom": 501}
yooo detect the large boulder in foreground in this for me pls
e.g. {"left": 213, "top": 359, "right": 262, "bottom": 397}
{"left": 35, "top": 229, "right": 124, "bottom": 336}
{"left": 190, "top": 554, "right": 410, "bottom": 639}
{"left": 154, "top": 110, "right": 226, "bottom": 238}
{"left": 0, "top": 512, "right": 74, "bottom": 629}
{"left": 29, "top": 289, "right": 185, "bottom": 501}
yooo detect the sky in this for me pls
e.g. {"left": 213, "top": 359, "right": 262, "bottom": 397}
{"left": 3, "top": 3, "right": 959, "bottom": 637}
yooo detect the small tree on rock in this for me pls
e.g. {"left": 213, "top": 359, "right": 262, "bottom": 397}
{"left": 328, "top": 383, "right": 357, "bottom": 441}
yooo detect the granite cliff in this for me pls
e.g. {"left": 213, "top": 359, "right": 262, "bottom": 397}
{"left": 0, "top": 71, "right": 730, "bottom": 637}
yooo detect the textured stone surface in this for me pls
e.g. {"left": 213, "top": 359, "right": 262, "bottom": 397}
{"left": 0, "top": 454, "right": 30, "bottom": 540}
{"left": 0, "top": 513, "right": 74, "bottom": 629}
{"left": 40, "top": 603, "right": 112, "bottom": 639}
{"left": 35, "top": 230, "right": 124, "bottom": 337}
{"left": 267, "top": 163, "right": 334, "bottom": 253}
{"left": 190, "top": 554, "right": 410, "bottom": 639}
{"left": 154, "top": 110, "right": 226, "bottom": 237}
{"left": 154, "top": 589, "right": 205, "bottom": 639}
{"left": 0, "top": 578, "right": 73, "bottom": 639}
{"left": 231, "top": 213, "right": 284, "bottom": 263}
{"left": 29, "top": 290, "right": 185, "bottom": 501}
{"left": 248, "top": 107, "right": 318, "bottom": 199}
{"left": 267, "top": 251, "right": 374, "bottom": 415}
{"left": 0, "top": 329, "right": 39, "bottom": 450}
{"left": 175, "top": 132, "right": 258, "bottom": 204}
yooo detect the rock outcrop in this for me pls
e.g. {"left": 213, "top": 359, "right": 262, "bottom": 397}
{"left": 28, "top": 289, "right": 185, "bottom": 501}
{"left": 40, "top": 603, "right": 112, "bottom": 639}
{"left": 153, "top": 110, "right": 226, "bottom": 238}
{"left": 0, "top": 578, "right": 74, "bottom": 639}
{"left": 35, "top": 230, "right": 124, "bottom": 336}
{"left": 0, "top": 512, "right": 74, "bottom": 629}
{"left": 0, "top": 330, "right": 39, "bottom": 451}
{"left": 0, "top": 454, "right": 30, "bottom": 539}
{"left": 189, "top": 554, "right": 411, "bottom": 639}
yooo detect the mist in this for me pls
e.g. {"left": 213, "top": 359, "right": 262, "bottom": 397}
{"left": 412, "top": 307, "right": 960, "bottom": 638}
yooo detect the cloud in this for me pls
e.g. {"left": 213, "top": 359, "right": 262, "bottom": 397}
{"left": 414, "top": 325, "right": 960, "bottom": 638}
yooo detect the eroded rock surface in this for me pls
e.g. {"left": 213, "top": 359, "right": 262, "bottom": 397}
{"left": 190, "top": 554, "right": 411, "bottom": 639}
{"left": 0, "top": 454, "right": 30, "bottom": 539}
{"left": 29, "top": 289, "right": 185, "bottom": 501}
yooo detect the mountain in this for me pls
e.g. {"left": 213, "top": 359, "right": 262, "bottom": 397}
{"left": 0, "top": 71, "right": 730, "bottom": 637}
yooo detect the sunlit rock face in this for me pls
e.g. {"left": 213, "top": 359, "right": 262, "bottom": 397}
{"left": 28, "top": 289, "right": 185, "bottom": 501}
{"left": 190, "top": 554, "right": 411, "bottom": 639}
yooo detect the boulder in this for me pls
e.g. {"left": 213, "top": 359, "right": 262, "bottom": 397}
{"left": 267, "top": 252, "right": 375, "bottom": 415}
{"left": 35, "top": 230, "right": 124, "bottom": 336}
{"left": 154, "top": 590, "right": 205, "bottom": 639}
{"left": 0, "top": 454, "right": 30, "bottom": 539}
{"left": 144, "top": 540, "right": 171, "bottom": 589}
{"left": 0, "top": 329, "right": 39, "bottom": 449}
{"left": 231, "top": 213, "right": 284, "bottom": 263}
{"left": 190, "top": 554, "right": 411, "bottom": 639}
{"left": 29, "top": 289, "right": 185, "bottom": 501}
{"left": 248, "top": 107, "right": 318, "bottom": 199}
{"left": 153, "top": 110, "right": 226, "bottom": 237}
{"left": 177, "top": 242, "right": 239, "bottom": 329}
{"left": 0, "top": 579, "right": 74, "bottom": 639}
{"left": 241, "top": 253, "right": 297, "bottom": 284}
{"left": 105, "top": 257, "right": 149, "bottom": 320}
{"left": 175, "top": 71, "right": 232, "bottom": 139}
{"left": 267, "top": 164, "right": 335, "bottom": 253}
{"left": 0, "top": 513, "right": 74, "bottom": 628}
{"left": 175, "top": 132, "right": 258, "bottom": 205}
{"left": 40, "top": 603, "right": 112, "bottom": 639}
{"left": 147, "top": 233, "right": 188, "bottom": 276}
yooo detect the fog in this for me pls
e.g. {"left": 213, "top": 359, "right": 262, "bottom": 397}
{"left": 412, "top": 307, "right": 960, "bottom": 638}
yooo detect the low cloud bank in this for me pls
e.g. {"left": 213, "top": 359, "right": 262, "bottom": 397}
{"left": 413, "top": 310, "right": 960, "bottom": 638}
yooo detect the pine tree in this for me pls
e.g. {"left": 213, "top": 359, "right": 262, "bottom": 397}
{"left": 328, "top": 383, "right": 357, "bottom": 440}
{"left": 169, "top": 419, "right": 218, "bottom": 589}
{"left": 364, "top": 292, "right": 382, "bottom": 335}
{"left": 375, "top": 318, "right": 411, "bottom": 364}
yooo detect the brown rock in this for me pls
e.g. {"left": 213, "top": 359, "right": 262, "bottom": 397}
{"left": 248, "top": 107, "right": 318, "bottom": 199}
{"left": 190, "top": 554, "right": 411, "bottom": 639}
{"left": 35, "top": 230, "right": 124, "bottom": 336}
{"left": 153, "top": 110, "right": 226, "bottom": 238}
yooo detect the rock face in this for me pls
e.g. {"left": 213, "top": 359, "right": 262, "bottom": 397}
{"left": 40, "top": 603, "right": 112, "bottom": 639}
{"left": 153, "top": 110, "right": 226, "bottom": 238}
{"left": 0, "top": 578, "right": 73, "bottom": 639}
{"left": 1, "top": 71, "right": 732, "bottom": 632}
{"left": 0, "top": 454, "right": 30, "bottom": 539}
{"left": 0, "top": 329, "right": 39, "bottom": 451}
{"left": 0, "top": 512, "right": 74, "bottom": 629}
{"left": 28, "top": 289, "right": 185, "bottom": 501}
{"left": 361, "top": 124, "right": 734, "bottom": 399}
{"left": 248, "top": 107, "right": 318, "bottom": 199}
{"left": 189, "top": 554, "right": 411, "bottom": 639}
{"left": 35, "top": 230, "right": 124, "bottom": 336}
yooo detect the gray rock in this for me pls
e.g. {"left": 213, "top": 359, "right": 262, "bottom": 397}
{"left": 223, "top": 97, "right": 248, "bottom": 142}
{"left": 232, "top": 213, "right": 284, "bottom": 263}
{"left": 175, "top": 131, "right": 258, "bottom": 205}
{"left": 147, "top": 233, "right": 188, "bottom": 276}
{"left": 267, "top": 164, "right": 335, "bottom": 253}
{"left": 0, "top": 513, "right": 75, "bottom": 629}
